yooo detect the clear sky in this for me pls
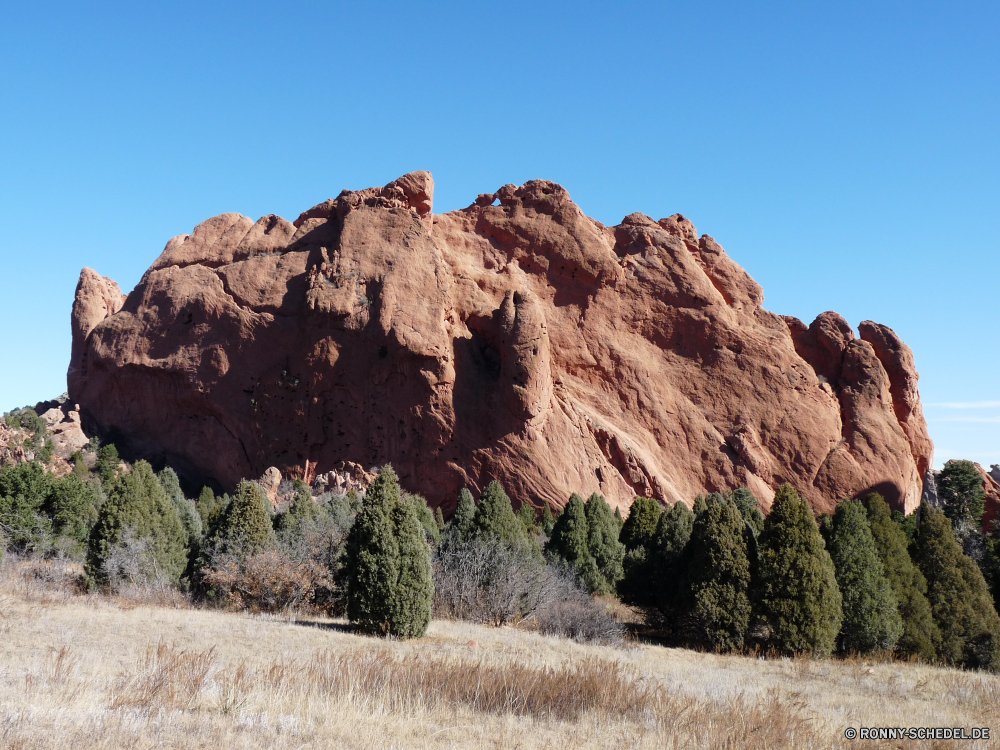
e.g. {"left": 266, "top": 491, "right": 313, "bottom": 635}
{"left": 1, "top": 2, "right": 996, "bottom": 470}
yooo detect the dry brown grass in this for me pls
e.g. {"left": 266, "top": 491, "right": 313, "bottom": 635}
{"left": 0, "top": 556, "right": 998, "bottom": 749}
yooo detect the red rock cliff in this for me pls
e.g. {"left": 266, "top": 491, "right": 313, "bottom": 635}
{"left": 68, "top": 172, "right": 932, "bottom": 515}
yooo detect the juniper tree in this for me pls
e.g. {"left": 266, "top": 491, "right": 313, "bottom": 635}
{"left": 516, "top": 503, "right": 540, "bottom": 535}
{"left": 274, "top": 481, "right": 319, "bottom": 542}
{"left": 45, "top": 474, "right": 100, "bottom": 549}
{"left": 451, "top": 488, "right": 476, "bottom": 542}
{"left": 434, "top": 506, "right": 445, "bottom": 532}
{"left": 0, "top": 461, "right": 53, "bottom": 550}
{"left": 159, "top": 467, "right": 202, "bottom": 547}
{"left": 613, "top": 506, "right": 624, "bottom": 530}
{"left": 683, "top": 496, "right": 752, "bottom": 650}
{"left": 470, "top": 480, "right": 536, "bottom": 558}
{"left": 408, "top": 494, "right": 440, "bottom": 547}
{"left": 344, "top": 466, "right": 432, "bottom": 637}
{"left": 213, "top": 480, "right": 275, "bottom": 553}
{"left": 541, "top": 504, "right": 556, "bottom": 536}
{"left": 585, "top": 493, "right": 625, "bottom": 595}
{"left": 620, "top": 496, "right": 663, "bottom": 551}
{"left": 86, "top": 460, "right": 188, "bottom": 585}
{"left": 912, "top": 503, "right": 1000, "bottom": 670}
{"left": 865, "top": 493, "right": 940, "bottom": 660}
{"left": 94, "top": 444, "right": 121, "bottom": 486}
{"left": 730, "top": 487, "right": 764, "bottom": 536}
{"left": 755, "top": 484, "right": 843, "bottom": 656}
{"left": 345, "top": 467, "right": 401, "bottom": 634}
{"left": 828, "top": 499, "right": 902, "bottom": 653}
{"left": 546, "top": 494, "right": 597, "bottom": 587}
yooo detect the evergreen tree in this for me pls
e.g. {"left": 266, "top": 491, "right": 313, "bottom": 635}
{"left": 684, "top": 496, "right": 752, "bottom": 650}
{"left": 613, "top": 506, "right": 624, "bottom": 530}
{"left": 274, "top": 482, "right": 319, "bottom": 541}
{"left": 865, "top": 493, "right": 940, "bottom": 660}
{"left": 195, "top": 486, "right": 218, "bottom": 527}
{"left": 730, "top": 487, "right": 763, "bottom": 536}
{"left": 159, "top": 467, "right": 202, "bottom": 547}
{"left": 0, "top": 461, "right": 53, "bottom": 550}
{"left": 546, "top": 494, "right": 596, "bottom": 585}
{"left": 893, "top": 510, "right": 919, "bottom": 545}
{"left": 828, "top": 499, "right": 902, "bottom": 653}
{"left": 620, "top": 500, "right": 692, "bottom": 609}
{"left": 584, "top": 493, "right": 625, "bottom": 595}
{"left": 45, "top": 474, "right": 100, "bottom": 548}
{"left": 213, "top": 480, "right": 275, "bottom": 553}
{"left": 937, "top": 460, "right": 986, "bottom": 527}
{"left": 408, "top": 494, "right": 440, "bottom": 547}
{"left": 756, "top": 484, "right": 843, "bottom": 656}
{"left": 619, "top": 496, "right": 662, "bottom": 551}
{"left": 344, "top": 466, "right": 432, "bottom": 637}
{"left": 345, "top": 468, "right": 401, "bottom": 634}
{"left": 434, "top": 506, "right": 445, "bottom": 532}
{"left": 470, "top": 481, "right": 536, "bottom": 558}
{"left": 912, "top": 503, "right": 1000, "bottom": 670}
{"left": 87, "top": 460, "right": 188, "bottom": 585}
{"left": 94, "top": 444, "right": 120, "bottom": 486}
{"left": 541, "top": 504, "right": 556, "bottom": 536}
{"left": 389, "top": 489, "right": 434, "bottom": 637}
{"left": 450, "top": 488, "right": 476, "bottom": 543}
{"left": 516, "top": 503, "right": 539, "bottom": 534}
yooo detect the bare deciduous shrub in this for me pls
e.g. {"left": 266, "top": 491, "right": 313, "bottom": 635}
{"left": 201, "top": 547, "right": 335, "bottom": 614}
{"left": 434, "top": 540, "right": 623, "bottom": 643}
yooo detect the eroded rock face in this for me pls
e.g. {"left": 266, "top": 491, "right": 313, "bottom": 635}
{"left": 68, "top": 172, "right": 933, "bottom": 515}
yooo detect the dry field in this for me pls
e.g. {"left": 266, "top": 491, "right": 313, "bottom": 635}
{"left": 0, "top": 557, "right": 997, "bottom": 749}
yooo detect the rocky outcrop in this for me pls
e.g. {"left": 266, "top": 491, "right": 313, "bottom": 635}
{"left": 976, "top": 463, "right": 1000, "bottom": 531}
{"left": 68, "top": 172, "right": 934, "bottom": 515}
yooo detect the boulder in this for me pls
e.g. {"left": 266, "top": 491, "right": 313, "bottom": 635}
{"left": 68, "top": 173, "right": 934, "bottom": 515}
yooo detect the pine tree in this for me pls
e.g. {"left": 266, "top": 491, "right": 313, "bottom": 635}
{"left": 584, "top": 493, "right": 625, "bottom": 595}
{"left": 613, "top": 506, "right": 624, "bottom": 530}
{"left": 45, "top": 474, "right": 100, "bottom": 548}
{"left": 912, "top": 503, "right": 1000, "bottom": 670}
{"left": 94, "top": 444, "right": 120, "bottom": 486}
{"left": 159, "top": 467, "right": 202, "bottom": 547}
{"left": 451, "top": 488, "right": 476, "bottom": 542}
{"left": 345, "top": 467, "right": 401, "bottom": 634}
{"left": 344, "top": 466, "right": 432, "bottom": 638}
{"left": 214, "top": 480, "right": 274, "bottom": 553}
{"left": 546, "top": 494, "right": 596, "bottom": 586}
{"left": 865, "top": 493, "right": 940, "bottom": 660}
{"left": 619, "top": 496, "right": 662, "bottom": 551}
{"left": 274, "top": 482, "right": 319, "bottom": 541}
{"left": 516, "top": 503, "right": 540, "bottom": 534}
{"left": 828, "top": 499, "right": 902, "bottom": 653}
{"left": 87, "top": 460, "right": 188, "bottom": 585}
{"left": 681, "top": 496, "right": 752, "bottom": 650}
{"left": 620, "top": 500, "right": 691, "bottom": 609}
{"left": 434, "top": 506, "right": 445, "bottom": 532}
{"left": 755, "top": 484, "right": 843, "bottom": 656}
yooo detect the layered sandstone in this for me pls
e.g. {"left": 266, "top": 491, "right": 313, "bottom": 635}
{"left": 68, "top": 172, "right": 933, "bottom": 515}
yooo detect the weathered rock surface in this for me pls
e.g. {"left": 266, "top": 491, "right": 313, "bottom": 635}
{"left": 68, "top": 172, "right": 933, "bottom": 515}
{"left": 976, "top": 463, "right": 1000, "bottom": 531}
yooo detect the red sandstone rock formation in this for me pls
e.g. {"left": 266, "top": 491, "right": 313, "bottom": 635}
{"left": 68, "top": 172, "right": 933, "bottom": 515}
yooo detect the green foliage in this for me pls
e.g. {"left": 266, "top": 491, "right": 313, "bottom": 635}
{"left": 619, "top": 496, "right": 662, "bottom": 551}
{"left": 86, "top": 460, "right": 189, "bottom": 585}
{"left": 45, "top": 474, "right": 100, "bottom": 547}
{"left": 684, "top": 496, "right": 752, "bottom": 650}
{"left": 893, "top": 510, "right": 919, "bottom": 545}
{"left": 274, "top": 483, "right": 319, "bottom": 542}
{"left": 613, "top": 506, "right": 624, "bottom": 530}
{"left": 195, "top": 486, "right": 226, "bottom": 530}
{"left": 451, "top": 488, "right": 476, "bottom": 542}
{"left": 865, "top": 493, "right": 940, "bottom": 660}
{"left": 214, "top": 480, "right": 274, "bottom": 553}
{"left": 434, "top": 506, "right": 445, "bottom": 532}
{"left": 756, "top": 484, "right": 843, "bottom": 656}
{"left": 828, "top": 499, "right": 902, "bottom": 653}
{"left": 546, "top": 494, "right": 595, "bottom": 583}
{"left": 159, "top": 467, "right": 202, "bottom": 546}
{"left": 516, "top": 503, "right": 540, "bottom": 534}
{"left": 5, "top": 407, "right": 46, "bottom": 438}
{"left": 619, "top": 500, "right": 692, "bottom": 609}
{"left": 937, "top": 460, "right": 986, "bottom": 526}
{"left": 541, "top": 504, "right": 556, "bottom": 536}
{"left": 95, "top": 444, "right": 120, "bottom": 486}
{"left": 0, "top": 461, "right": 53, "bottom": 550}
{"left": 912, "top": 503, "right": 1000, "bottom": 670}
{"left": 408, "top": 494, "right": 440, "bottom": 547}
{"left": 730, "top": 487, "right": 763, "bottom": 536}
{"left": 344, "top": 466, "right": 432, "bottom": 637}
{"left": 470, "top": 481, "right": 536, "bottom": 558}
{"left": 584, "top": 493, "right": 625, "bottom": 595}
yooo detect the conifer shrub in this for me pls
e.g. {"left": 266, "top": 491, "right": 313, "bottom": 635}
{"left": 620, "top": 496, "right": 662, "bottom": 551}
{"left": 0, "top": 461, "right": 53, "bottom": 551}
{"left": 913, "top": 503, "right": 1000, "bottom": 670}
{"left": 541, "top": 504, "right": 556, "bottom": 536}
{"left": 273, "top": 482, "right": 319, "bottom": 543}
{"left": 755, "top": 484, "right": 842, "bottom": 656}
{"left": 344, "top": 466, "right": 432, "bottom": 638}
{"left": 730, "top": 487, "right": 764, "bottom": 536}
{"left": 45, "top": 474, "right": 100, "bottom": 550}
{"left": 434, "top": 506, "right": 445, "bottom": 532}
{"left": 158, "top": 467, "right": 202, "bottom": 548}
{"left": 516, "top": 503, "right": 540, "bottom": 534}
{"left": 86, "top": 460, "right": 189, "bottom": 587}
{"left": 828, "top": 499, "right": 902, "bottom": 653}
{"left": 937, "top": 460, "right": 986, "bottom": 527}
{"left": 618, "top": 496, "right": 665, "bottom": 606}
{"left": 546, "top": 494, "right": 598, "bottom": 589}
{"left": 649, "top": 500, "right": 695, "bottom": 617}
{"left": 865, "top": 493, "right": 940, "bottom": 660}
{"left": 212, "top": 480, "right": 275, "bottom": 553}
{"left": 95, "top": 444, "right": 121, "bottom": 486}
{"left": 470, "top": 481, "right": 537, "bottom": 559}
{"left": 584, "top": 493, "right": 625, "bottom": 595}
{"left": 684, "top": 496, "right": 752, "bottom": 651}
{"left": 407, "top": 493, "right": 440, "bottom": 547}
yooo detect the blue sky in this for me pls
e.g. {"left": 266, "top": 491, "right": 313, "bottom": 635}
{"left": 1, "top": 2, "right": 997, "bottom": 470}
